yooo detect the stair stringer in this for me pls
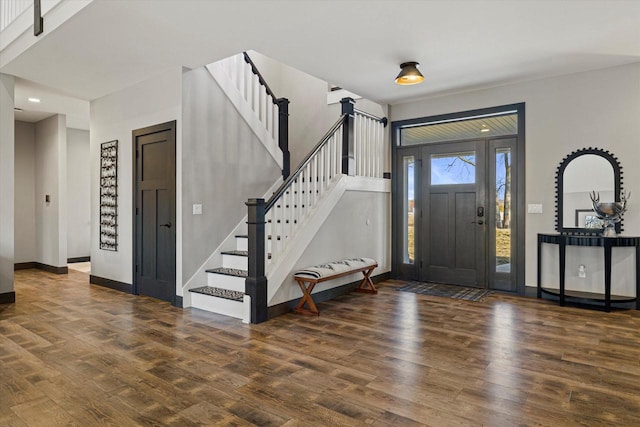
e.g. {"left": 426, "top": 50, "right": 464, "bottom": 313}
{"left": 182, "top": 177, "right": 283, "bottom": 308}
{"left": 266, "top": 175, "right": 389, "bottom": 305}
{"left": 206, "top": 61, "right": 283, "bottom": 169}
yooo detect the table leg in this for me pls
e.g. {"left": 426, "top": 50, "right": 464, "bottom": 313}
{"left": 604, "top": 241, "right": 612, "bottom": 312}
{"left": 559, "top": 240, "right": 566, "bottom": 306}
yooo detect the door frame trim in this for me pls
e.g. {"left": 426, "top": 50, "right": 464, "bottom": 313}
{"left": 132, "top": 120, "right": 177, "bottom": 304}
{"left": 391, "top": 103, "right": 526, "bottom": 294}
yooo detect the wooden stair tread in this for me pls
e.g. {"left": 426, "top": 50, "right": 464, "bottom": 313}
{"left": 189, "top": 286, "right": 244, "bottom": 302}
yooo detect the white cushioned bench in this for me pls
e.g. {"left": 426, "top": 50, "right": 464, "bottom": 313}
{"left": 293, "top": 257, "right": 378, "bottom": 315}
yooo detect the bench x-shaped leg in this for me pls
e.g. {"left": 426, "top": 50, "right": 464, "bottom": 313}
{"left": 354, "top": 266, "right": 378, "bottom": 294}
{"left": 294, "top": 278, "right": 320, "bottom": 315}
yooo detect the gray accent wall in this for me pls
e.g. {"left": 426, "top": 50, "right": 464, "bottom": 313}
{"left": 14, "top": 121, "right": 36, "bottom": 263}
{"left": 67, "top": 128, "right": 90, "bottom": 259}
{"left": 181, "top": 67, "right": 280, "bottom": 284}
{"left": 90, "top": 67, "right": 182, "bottom": 286}
{"left": 248, "top": 51, "right": 388, "bottom": 172}
{"left": 0, "top": 74, "right": 15, "bottom": 296}
{"left": 35, "top": 114, "right": 67, "bottom": 268}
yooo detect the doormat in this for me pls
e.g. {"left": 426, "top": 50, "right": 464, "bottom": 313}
{"left": 394, "top": 281, "right": 494, "bottom": 302}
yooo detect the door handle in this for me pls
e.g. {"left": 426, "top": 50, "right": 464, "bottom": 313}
{"left": 159, "top": 222, "right": 172, "bottom": 228}
{"left": 471, "top": 220, "right": 484, "bottom": 225}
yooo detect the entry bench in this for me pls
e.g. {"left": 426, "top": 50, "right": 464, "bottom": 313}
{"left": 293, "top": 257, "right": 378, "bottom": 315}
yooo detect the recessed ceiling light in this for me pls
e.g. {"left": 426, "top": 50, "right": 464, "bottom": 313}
{"left": 480, "top": 124, "right": 490, "bottom": 132}
{"left": 28, "top": 97, "right": 41, "bottom": 103}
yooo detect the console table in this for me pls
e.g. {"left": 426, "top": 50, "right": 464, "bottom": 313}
{"left": 537, "top": 233, "right": 640, "bottom": 311}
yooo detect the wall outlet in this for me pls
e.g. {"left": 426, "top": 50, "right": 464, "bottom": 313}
{"left": 527, "top": 204, "right": 543, "bottom": 214}
{"left": 192, "top": 204, "right": 203, "bottom": 215}
{"left": 578, "top": 264, "right": 586, "bottom": 278}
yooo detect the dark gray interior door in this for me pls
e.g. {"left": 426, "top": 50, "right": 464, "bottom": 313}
{"left": 134, "top": 121, "right": 176, "bottom": 303}
{"left": 421, "top": 141, "right": 486, "bottom": 287}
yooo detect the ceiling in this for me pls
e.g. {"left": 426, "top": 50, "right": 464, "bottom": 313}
{"left": 3, "top": 0, "right": 640, "bottom": 127}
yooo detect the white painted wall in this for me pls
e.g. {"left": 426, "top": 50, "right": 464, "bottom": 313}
{"left": 270, "top": 188, "right": 391, "bottom": 306}
{"left": 67, "top": 127, "right": 90, "bottom": 259}
{"left": 0, "top": 73, "right": 15, "bottom": 296}
{"left": 181, "top": 66, "right": 281, "bottom": 290}
{"left": 34, "top": 114, "right": 67, "bottom": 268}
{"left": 14, "top": 120, "right": 36, "bottom": 263}
{"left": 90, "top": 67, "right": 182, "bottom": 286}
{"left": 391, "top": 63, "right": 640, "bottom": 295}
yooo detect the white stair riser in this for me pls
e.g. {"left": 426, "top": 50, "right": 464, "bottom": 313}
{"left": 236, "top": 236, "right": 248, "bottom": 251}
{"left": 191, "top": 293, "right": 245, "bottom": 320}
{"left": 207, "top": 272, "right": 245, "bottom": 292}
{"left": 222, "top": 254, "right": 248, "bottom": 270}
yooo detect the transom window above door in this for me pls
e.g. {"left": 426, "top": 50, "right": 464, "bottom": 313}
{"left": 400, "top": 113, "right": 518, "bottom": 146}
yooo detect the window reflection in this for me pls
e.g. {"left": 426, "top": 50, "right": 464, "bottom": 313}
{"left": 403, "top": 157, "right": 415, "bottom": 264}
{"left": 430, "top": 152, "right": 476, "bottom": 185}
{"left": 496, "top": 148, "right": 511, "bottom": 272}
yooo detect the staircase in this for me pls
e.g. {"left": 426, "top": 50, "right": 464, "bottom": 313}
{"left": 185, "top": 52, "right": 387, "bottom": 324}
{"left": 189, "top": 234, "right": 250, "bottom": 322}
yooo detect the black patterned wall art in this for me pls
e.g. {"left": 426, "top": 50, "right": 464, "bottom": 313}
{"left": 99, "top": 140, "right": 118, "bottom": 251}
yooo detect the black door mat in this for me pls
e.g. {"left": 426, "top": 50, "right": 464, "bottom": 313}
{"left": 394, "top": 281, "right": 494, "bottom": 302}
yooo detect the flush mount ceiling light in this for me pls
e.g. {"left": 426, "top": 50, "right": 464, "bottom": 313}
{"left": 480, "top": 124, "right": 490, "bottom": 133}
{"left": 28, "top": 97, "right": 41, "bottom": 103}
{"left": 395, "top": 62, "right": 424, "bottom": 85}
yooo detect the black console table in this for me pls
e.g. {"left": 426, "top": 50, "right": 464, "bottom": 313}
{"left": 537, "top": 233, "right": 640, "bottom": 311}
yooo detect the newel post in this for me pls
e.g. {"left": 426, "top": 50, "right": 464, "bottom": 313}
{"left": 276, "top": 98, "right": 290, "bottom": 179}
{"left": 340, "top": 97, "right": 355, "bottom": 176}
{"left": 246, "top": 198, "right": 268, "bottom": 323}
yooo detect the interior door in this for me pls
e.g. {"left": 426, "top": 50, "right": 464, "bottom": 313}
{"left": 422, "top": 141, "right": 486, "bottom": 287}
{"left": 133, "top": 121, "right": 176, "bottom": 303}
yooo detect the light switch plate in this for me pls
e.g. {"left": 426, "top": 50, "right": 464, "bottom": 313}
{"left": 193, "top": 204, "right": 203, "bottom": 215}
{"left": 527, "top": 204, "right": 543, "bottom": 214}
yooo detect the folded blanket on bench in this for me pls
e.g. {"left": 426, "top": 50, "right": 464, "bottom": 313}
{"left": 294, "top": 257, "right": 377, "bottom": 279}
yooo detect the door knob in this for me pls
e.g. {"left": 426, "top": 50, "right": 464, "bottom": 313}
{"left": 159, "top": 222, "right": 172, "bottom": 228}
{"left": 471, "top": 220, "right": 484, "bottom": 225}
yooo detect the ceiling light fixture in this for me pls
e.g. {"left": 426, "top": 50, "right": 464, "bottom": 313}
{"left": 395, "top": 62, "right": 424, "bottom": 85}
{"left": 28, "top": 97, "right": 41, "bottom": 103}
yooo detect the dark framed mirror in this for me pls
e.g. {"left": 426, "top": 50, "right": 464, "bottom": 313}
{"left": 555, "top": 148, "right": 623, "bottom": 235}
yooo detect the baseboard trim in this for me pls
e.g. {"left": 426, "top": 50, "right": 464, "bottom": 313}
{"left": 90, "top": 275, "right": 133, "bottom": 294}
{"left": 14, "top": 262, "right": 37, "bottom": 270}
{"left": 267, "top": 271, "right": 390, "bottom": 319}
{"left": 0, "top": 291, "right": 16, "bottom": 304}
{"left": 68, "top": 256, "right": 90, "bottom": 263}
{"left": 36, "top": 263, "right": 68, "bottom": 274}
{"left": 175, "top": 296, "right": 183, "bottom": 308}
{"left": 14, "top": 262, "right": 68, "bottom": 274}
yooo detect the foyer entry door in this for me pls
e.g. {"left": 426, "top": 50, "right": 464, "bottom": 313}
{"left": 396, "top": 137, "right": 517, "bottom": 291}
{"left": 133, "top": 121, "right": 176, "bottom": 304}
{"left": 422, "top": 140, "right": 486, "bottom": 287}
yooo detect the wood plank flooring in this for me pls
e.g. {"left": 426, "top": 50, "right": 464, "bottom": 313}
{"left": 2, "top": 269, "right": 640, "bottom": 426}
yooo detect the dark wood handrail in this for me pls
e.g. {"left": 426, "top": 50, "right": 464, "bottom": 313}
{"left": 243, "top": 52, "right": 277, "bottom": 102}
{"left": 265, "top": 114, "right": 348, "bottom": 212}
{"left": 354, "top": 109, "right": 388, "bottom": 127}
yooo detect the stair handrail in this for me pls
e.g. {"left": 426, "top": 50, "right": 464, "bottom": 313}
{"left": 243, "top": 52, "right": 291, "bottom": 178}
{"left": 265, "top": 113, "right": 348, "bottom": 212}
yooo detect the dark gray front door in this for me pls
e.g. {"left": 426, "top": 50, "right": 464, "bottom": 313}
{"left": 422, "top": 140, "right": 486, "bottom": 287}
{"left": 133, "top": 121, "right": 176, "bottom": 303}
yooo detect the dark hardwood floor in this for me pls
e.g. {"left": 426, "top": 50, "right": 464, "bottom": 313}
{"left": 2, "top": 269, "right": 640, "bottom": 426}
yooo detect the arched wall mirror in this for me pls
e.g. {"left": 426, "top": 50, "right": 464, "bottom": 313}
{"left": 555, "top": 148, "right": 623, "bottom": 235}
